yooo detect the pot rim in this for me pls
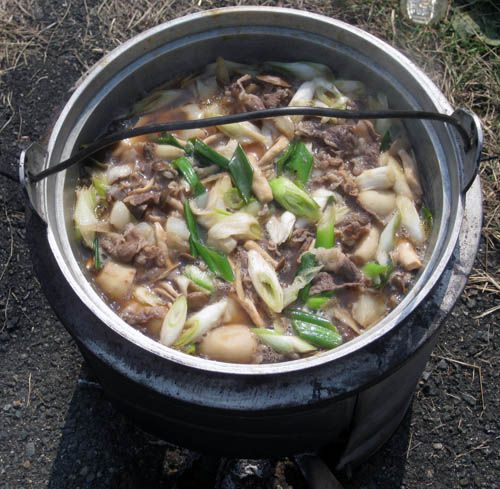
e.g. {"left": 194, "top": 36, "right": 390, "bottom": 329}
{"left": 42, "top": 6, "right": 464, "bottom": 376}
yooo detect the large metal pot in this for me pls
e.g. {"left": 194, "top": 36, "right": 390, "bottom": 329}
{"left": 21, "top": 7, "right": 482, "bottom": 468}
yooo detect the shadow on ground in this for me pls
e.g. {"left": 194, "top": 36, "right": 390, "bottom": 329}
{"left": 47, "top": 364, "right": 410, "bottom": 489}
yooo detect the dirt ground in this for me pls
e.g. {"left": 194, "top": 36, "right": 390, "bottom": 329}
{"left": 0, "top": 1, "right": 498, "bottom": 488}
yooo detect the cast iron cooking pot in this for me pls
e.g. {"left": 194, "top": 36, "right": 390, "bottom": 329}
{"left": 21, "top": 7, "right": 483, "bottom": 469}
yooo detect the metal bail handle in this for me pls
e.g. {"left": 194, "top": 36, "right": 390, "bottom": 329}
{"left": 450, "top": 108, "right": 483, "bottom": 193}
{"left": 19, "top": 142, "right": 48, "bottom": 223}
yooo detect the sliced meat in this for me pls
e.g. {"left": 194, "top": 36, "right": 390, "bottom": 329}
{"left": 313, "top": 248, "right": 364, "bottom": 289}
{"left": 309, "top": 272, "right": 337, "bottom": 295}
{"left": 187, "top": 291, "right": 211, "bottom": 311}
{"left": 297, "top": 121, "right": 357, "bottom": 154}
{"left": 135, "top": 266, "right": 170, "bottom": 284}
{"left": 314, "top": 149, "right": 343, "bottom": 170}
{"left": 262, "top": 88, "right": 292, "bottom": 108}
{"left": 336, "top": 213, "right": 371, "bottom": 246}
{"left": 120, "top": 303, "right": 166, "bottom": 326}
{"left": 390, "top": 270, "right": 412, "bottom": 294}
{"left": 134, "top": 245, "right": 166, "bottom": 268}
{"left": 289, "top": 228, "right": 314, "bottom": 255}
{"left": 100, "top": 228, "right": 145, "bottom": 263}
{"left": 229, "top": 74, "right": 266, "bottom": 112}
{"left": 124, "top": 188, "right": 162, "bottom": 207}
{"left": 310, "top": 167, "right": 358, "bottom": 196}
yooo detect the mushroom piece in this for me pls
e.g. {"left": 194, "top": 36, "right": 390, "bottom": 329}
{"left": 391, "top": 240, "right": 422, "bottom": 271}
{"left": 199, "top": 325, "right": 258, "bottom": 364}
{"left": 247, "top": 154, "right": 273, "bottom": 203}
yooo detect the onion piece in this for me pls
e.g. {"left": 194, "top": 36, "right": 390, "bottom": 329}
{"left": 159, "top": 295, "right": 188, "bottom": 347}
{"left": 266, "top": 211, "right": 296, "bottom": 245}
{"left": 107, "top": 164, "right": 133, "bottom": 184}
{"left": 208, "top": 212, "right": 262, "bottom": 242}
{"left": 109, "top": 201, "right": 133, "bottom": 231}
{"left": 352, "top": 292, "right": 387, "bottom": 328}
{"left": 165, "top": 216, "right": 190, "bottom": 251}
{"left": 396, "top": 195, "right": 425, "bottom": 244}
{"left": 247, "top": 250, "right": 284, "bottom": 313}
{"left": 174, "top": 299, "right": 228, "bottom": 346}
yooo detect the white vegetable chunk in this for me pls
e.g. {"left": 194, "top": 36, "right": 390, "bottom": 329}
{"left": 266, "top": 211, "right": 296, "bottom": 245}
{"left": 109, "top": 201, "right": 133, "bottom": 231}
{"left": 199, "top": 325, "right": 257, "bottom": 363}
{"left": 396, "top": 195, "right": 425, "bottom": 244}
{"left": 357, "top": 190, "right": 397, "bottom": 221}
{"left": 352, "top": 226, "right": 380, "bottom": 264}
{"left": 95, "top": 262, "right": 136, "bottom": 300}
{"left": 165, "top": 216, "right": 190, "bottom": 251}
{"left": 356, "top": 166, "right": 395, "bottom": 191}
{"left": 107, "top": 164, "right": 133, "bottom": 183}
{"left": 352, "top": 293, "right": 387, "bottom": 328}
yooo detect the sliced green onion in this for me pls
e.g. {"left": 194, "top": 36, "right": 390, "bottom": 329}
{"left": 286, "top": 308, "right": 334, "bottom": 330}
{"left": 154, "top": 133, "right": 184, "bottom": 148}
{"left": 223, "top": 188, "right": 245, "bottom": 210}
{"left": 172, "top": 157, "right": 206, "bottom": 197}
{"left": 93, "top": 236, "right": 103, "bottom": 270}
{"left": 247, "top": 250, "right": 284, "bottom": 313}
{"left": 252, "top": 329, "right": 316, "bottom": 354}
{"left": 269, "top": 176, "right": 320, "bottom": 221}
{"left": 276, "top": 141, "right": 313, "bottom": 186}
{"left": 362, "top": 261, "right": 393, "bottom": 287}
{"left": 396, "top": 195, "right": 425, "bottom": 244}
{"left": 296, "top": 252, "right": 319, "bottom": 303}
{"left": 315, "top": 198, "right": 336, "bottom": 248}
{"left": 292, "top": 320, "right": 342, "bottom": 349}
{"left": 184, "top": 265, "right": 215, "bottom": 293}
{"left": 183, "top": 200, "right": 234, "bottom": 281}
{"left": 194, "top": 244, "right": 235, "bottom": 282}
{"left": 305, "top": 292, "right": 334, "bottom": 310}
{"left": 283, "top": 262, "right": 323, "bottom": 308}
{"left": 376, "top": 212, "right": 401, "bottom": 266}
{"left": 228, "top": 144, "right": 254, "bottom": 204}
{"left": 422, "top": 206, "right": 433, "bottom": 234}
{"left": 184, "top": 344, "right": 197, "bottom": 355}
{"left": 191, "top": 138, "right": 230, "bottom": 169}
{"left": 74, "top": 186, "right": 98, "bottom": 248}
{"left": 159, "top": 295, "right": 188, "bottom": 347}
{"left": 266, "top": 61, "right": 332, "bottom": 80}
{"left": 91, "top": 174, "right": 108, "bottom": 198}
{"left": 380, "top": 130, "right": 392, "bottom": 152}
{"left": 174, "top": 299, "right": 228, "bottom": 347}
